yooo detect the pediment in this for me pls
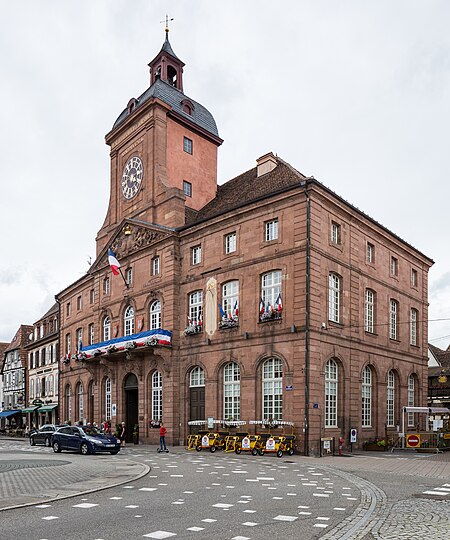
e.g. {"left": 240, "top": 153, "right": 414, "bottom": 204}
{"left": 90, "top": 219, "right": 174, "bottom": 274}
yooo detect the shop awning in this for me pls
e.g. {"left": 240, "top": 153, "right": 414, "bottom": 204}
{"left": 0, "top": 410, "right": 21, "bottom": 418}
{"left": 21, "top": 406, "right": 40, "bottom": 413}
{"left": 37, "top": 404, "right": 58, "bottom": 413}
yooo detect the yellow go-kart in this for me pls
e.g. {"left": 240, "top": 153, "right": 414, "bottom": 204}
{"left": 234, "top": 433, "right": 261, "bottom": 455}
{"left": 196, "top": 431, "right": 229, "bottom": 453}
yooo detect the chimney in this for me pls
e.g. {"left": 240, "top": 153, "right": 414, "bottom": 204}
{"left": 256, "top": 152, "right": 277, "bottom": 177}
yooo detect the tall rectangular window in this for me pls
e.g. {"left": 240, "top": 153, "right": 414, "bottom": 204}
{"left": 225, "top": 232, "right": 236, "bottom": 254}
{"left": 262, "top": 358, "right": 283, "bottom": 420}
{"left": 325, "top": 360, "right": 338, "bottom": 428}
{"left": 328, "top": 273, "right": 341, "bottom": 323}
{"left": 183, "top": 180, "right": 192, "bottom": 197}
{"left": 367, "top": 242, "right": 375, "bottom": 263}
{"left": 331, "top": 222, "right": 341, "bottom": 244}
{"left": 411, "top": 268, "right": 418, "bottom": 288}
{"left": 389, "top": 300, "right": 398, "bottom": 340}
{"left": 410, "top": 308, "right": 418, "bottom": 346}
{"left": 126, "top": 268, "right": 133, "bottom": 286}
{"left": 224, "top": 363, "right": 240, "bottom": 420}
{"left": 152, "top": 371, "right": 163, "bottom": 422}
{"left": 88, "top": 323, "right": 94, "bottom": 346}
{"left": 66, "top": 302, "right": 71, "bottom": 317}
{"left": 65, "top": 333, "right": 71, "bottom": 354}
{"left": 387, "top": 371, "right": 395, "bottom": 427}
{"left": 77, "top": 296, "right": 82, "bottom": 310}
{"left": 361, "top": 367, "right": 372, "bottom": 427}
{"left": 105, "top": 379, "right": 111, "bottom": 421}
{"left": 191, "top": 245, "right": 202, "bottom": 265}
{"left": 365, "top": 289, "right": 374, "bottom": 333}
{"left": 265, "top": 219, "right": 278, "bottom": 241}
{"left": 261, "top": 270, "right": 282, "bottom": 319}
{"left": 90, "top": 289, "right": 95, "bottom": 304}
{"left": 222, "top": 281, "right": 239, "bottom": 319}
{"left": 407, "top": 375, "right": 415, "bottom": 427}
{"left": 152, "top": 256, "right": 160, "bottom": 276}
{"left": 104, "top": 277, "right": 110, "bottom": 295}
{"left": 183, "top": 136, "right": 193, "bottom": 154}
{"left": 391, "top": 256, "right": 398, "bottom": 276}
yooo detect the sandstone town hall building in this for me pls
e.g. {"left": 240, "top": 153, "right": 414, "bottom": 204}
{"left": 56, "top": 29, "right": 433, "bottom": 455}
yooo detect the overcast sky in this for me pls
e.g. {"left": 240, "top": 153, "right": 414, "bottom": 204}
{"left": 1, "top": 1, "right": 450, "bottom": 347}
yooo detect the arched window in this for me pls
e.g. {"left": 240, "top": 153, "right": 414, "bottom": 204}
{"left": 325, "top": 359, "right": 338, "bottom": 427}
{"left": 65, "top": 384, "right": 71, "bottom": 423}
{"left": 152, "top": 371, "right": 163, "bottom": 421}
{"left": 262, "top": 358, "right": 282, "bottom": 420}
{"left": 365, "top": 289, "right": 375, "bottom": 333}
{"left": 387, "top": 370, "right": 395, "bottom": 427}
{"left": 103, "top": 316, "right": 111, "bottom": 341}
{"left": 76, "top": 382, "right": 84, "bottom": 423}
{"left": 190, "top": 366, "right": 205, "bottom": 387}
{"left": 150, "top": 300, "right": 162, "bottom": 330}
{"left": 224, "top": 362, "right": 240, "bottom": 420}
{"left": 105, "top": 378, "right": 111, "bottom": 421}
{"left": 361, "top": 366, "right": 372, "bottom": 427}
{"left": 328, "top": 274, "right": 341, "bottom": 323}
{"left": 222, "top": 281, "right": 239, "bottom": 319}
{"left": 188, "top": 291, "right": 203, "bottom": 326}
{"left": 407, "top": 374, "right": 415, "bottom": 427}
{"left": 124, "top": 305, "right": 135, "bottom": 336}
{"left": 261, "top": 270, "right": 282, "bottom": 319}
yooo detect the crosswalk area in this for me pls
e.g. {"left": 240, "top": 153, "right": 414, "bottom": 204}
{"left": 422, "top": 483, "right": 450, "bottom": 497}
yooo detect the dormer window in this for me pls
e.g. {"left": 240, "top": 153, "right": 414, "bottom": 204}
{"left": 127, "top": 98, "right": 137, "bottom": 114}
{"left": 181, "top": 99, "right": 195, "bottom": 116}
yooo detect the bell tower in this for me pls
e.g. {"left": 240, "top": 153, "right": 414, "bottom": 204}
{"left": 148, "top": 28, "right": 185, "bottom": 92}
{"left": 96, "top": 27, "right": 223, "bottom": 257}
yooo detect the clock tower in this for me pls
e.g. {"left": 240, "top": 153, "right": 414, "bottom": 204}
{"left": 96, "top": 29, "right": 223, "bottom": 257}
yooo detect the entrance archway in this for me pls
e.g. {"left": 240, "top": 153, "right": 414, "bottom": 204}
{"left": 124, "top": 373, "right": 138, "bottom": 443}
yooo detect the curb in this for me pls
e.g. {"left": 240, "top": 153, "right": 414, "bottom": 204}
{"left": 0, "top": 457, "right": 151, "bottom": 512}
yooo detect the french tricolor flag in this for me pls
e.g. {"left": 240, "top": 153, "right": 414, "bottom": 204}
{"left": 108, "top": 248, "right": 121, "bottom": 276}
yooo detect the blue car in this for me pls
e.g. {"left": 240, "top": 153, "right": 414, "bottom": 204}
{"left": 52, "top": 425, "right": 121, "bottom": 455}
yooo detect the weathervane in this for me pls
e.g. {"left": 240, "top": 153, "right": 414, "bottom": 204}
{"left": 160, "top": 14, "right": 174, "bottom": 34}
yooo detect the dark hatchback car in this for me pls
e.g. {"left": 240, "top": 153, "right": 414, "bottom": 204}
{"left": 52, "top": 425, "right": 121, "bottom": 455}
{"left": 30, "top": 424, "right": 62, "bottom": 447}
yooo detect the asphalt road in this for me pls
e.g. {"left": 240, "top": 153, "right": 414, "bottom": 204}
{"left": 1, "top": 440, "right": 449, "bottom": 539}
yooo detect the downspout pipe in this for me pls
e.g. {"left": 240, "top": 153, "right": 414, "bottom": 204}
{"left": 304, "top": 185, "right": 311, "bottom": 456}
{"left": 55, "top": 298, "right": 61, "bottom": 424}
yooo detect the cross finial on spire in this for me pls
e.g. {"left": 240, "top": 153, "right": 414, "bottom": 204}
{"left": 160, "top": 14, "right": 174, "bottom": 36}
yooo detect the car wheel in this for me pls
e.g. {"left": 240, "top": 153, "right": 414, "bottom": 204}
{"left": 258, "top": 449, "right": 264, "bottom": 456}
{"left": 53, "top": 441, "right": 61, "bottom": 453}
{"left": 110, "top": 450, "right": 119, "bottom": 455}
{"left": 80, "top": 443, "right": 90, "bottom": 455}
{"left": 30, "top": 437, "right": 36, "bottom": 446}
{"left": 288, "top": 448, "right": 295, "bottom": 456}
{"left": 251, "top": 448, "right": 258, "bottom": 456}
{"left": 195, "top": 445, "right": 202, "bottom": 452}
{"left": 210, "top": 445, "right": 216, "bottom": 453}
{"left": 277, "top": 449, "right": 283, "bottom": 458}
{"left": 44, "top": 438, "right": 51, "bottom": 448}
{"left": 235, "top": 448, "right": 241, "bottom": 455}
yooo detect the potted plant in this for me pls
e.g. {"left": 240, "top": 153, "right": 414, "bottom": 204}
{"left": 133, "top": 424, "right": 139, "bottom": 444}
{"left": 363, "top": 438, "right": 387, "bottom": 451}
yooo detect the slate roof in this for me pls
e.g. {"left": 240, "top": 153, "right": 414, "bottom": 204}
{"left": 41, "top": 302, "right": 58, "bottom": 320}
{"left": 4, "top": 325, "right": 33, "bottom": 353}
{"left": 429, "top": 344, "right": 450, "bottom": 368}
{"left": 159, "top": 34, "right": 181, "bottom": 62}
{"left": 112, "top": 78, "right": 219, "bottom": 137}
{"left": 184, "top": 157, "right": 307, "bottom": 226}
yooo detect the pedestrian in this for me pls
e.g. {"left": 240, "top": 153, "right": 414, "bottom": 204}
{"left": 159, "top": 422, "right": 168, "bottom": 452}
{"left": 119, "top": 421, "right": 126, "bottom": 446}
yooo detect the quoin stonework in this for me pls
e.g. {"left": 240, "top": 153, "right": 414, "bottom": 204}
{"left": 56, "top": 29, "right": 433, "bottom": 454}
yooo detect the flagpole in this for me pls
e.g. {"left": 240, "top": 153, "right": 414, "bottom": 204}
{"left": 118, "top": 268, "right": 129, "bottom": 289}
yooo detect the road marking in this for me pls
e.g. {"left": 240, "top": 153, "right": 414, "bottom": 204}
{"left": 42, "top": 516, "right": 59, "bottom": 520}
{"left": 232, "top": 537, "right": 250, "bottom": 540}
{"left": 143, "top": 532, "right": 176, "bottom": 539}
{"left": 243, "top": 510, "right": 257, "bottom": 513}
{"left": 73, "top": 503, "right": 98, "bottom": 508}
{"left": 213, "top": 503, "right": 234, "bottom": 508}
{"left": 274, "top": 515, "right": 298, "bottom": 521}
{"left": 139, "top": 487, "right": 157, "bottom": 491}
{"left": 35, "top": 504, "right": 52, "bottom": 508}
{"left": 299, "top": 511, "right": 312, "bottom": 515}
{"left": 314, "top": 523, "right": 328, "bottom": 528}
{"left": 334, "top": 507, "right": 346, "bottom": 511}
{"left": 242, "top": 522, "right": 258, "bottom": 526}
{"left": 109, "top": 497, "right": 122, "bottom": 500}
{"left": 187, "top": 527, "right": 204, "bottom": 532}
{"left": 201, "top": 519, "right": 217, "bottom": 523}
{"left": 313, "top": 493, "right": 329, "bottom": 498}
{"left": 125, "top": 505, "right": 139, "bottom": 508}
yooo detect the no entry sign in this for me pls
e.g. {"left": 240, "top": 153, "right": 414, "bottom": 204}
{"left": 406, "top": 434, "right": 421, "bottom": 448}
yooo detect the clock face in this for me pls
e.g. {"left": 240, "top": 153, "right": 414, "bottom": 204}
{"left": 121, "top": 156, "right": 143, "bottom": 200}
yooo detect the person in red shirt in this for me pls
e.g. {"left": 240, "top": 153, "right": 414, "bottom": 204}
{"left": 159, "top": 422, "right": 168, "bottom": 452}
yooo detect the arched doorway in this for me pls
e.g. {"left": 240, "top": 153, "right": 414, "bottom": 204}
{"left": 124, "top": 373, "right": 138, "bottom": 442}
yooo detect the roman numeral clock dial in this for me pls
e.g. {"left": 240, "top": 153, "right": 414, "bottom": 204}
{"left": 121, "top": 156, "right": 144, "bottom": 200}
